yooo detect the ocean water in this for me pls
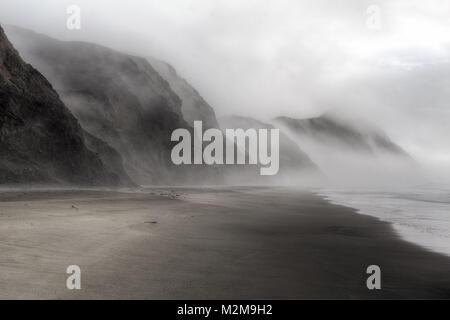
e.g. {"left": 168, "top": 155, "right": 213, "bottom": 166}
{"left": 319, "top": 185, "right": 450, "bottom": 257}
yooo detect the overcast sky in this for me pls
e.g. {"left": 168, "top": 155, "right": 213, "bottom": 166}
{"left": 0, "top": 0, "right": 449, "bottom": 167}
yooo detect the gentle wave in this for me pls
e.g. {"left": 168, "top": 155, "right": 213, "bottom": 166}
{"left": 319, "top": 185, "right": 450, "bottom": 256}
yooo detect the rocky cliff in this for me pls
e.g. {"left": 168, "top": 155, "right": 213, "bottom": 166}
{"left": 0, "top": 25, "right": 126, "bottom": 185}
{"left": 5, "top": 25, "right": 221, "bottom": 185}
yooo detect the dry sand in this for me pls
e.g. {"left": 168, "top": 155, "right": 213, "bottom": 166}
{"left": 0, "top": 186, "right": 449, "bottom": 299}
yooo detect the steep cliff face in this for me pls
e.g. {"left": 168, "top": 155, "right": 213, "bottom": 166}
{"left": 219, "top": 115, "right": 321, "bottom": 184}
{"left": 274, "top": 114, "right": 415, "bottom": 184}
{"left": 148, "top": 57, "right": 220, "bottom": 129}
{"left": 6, "top": 25, "right": 221, "bottom": 185}
{"left": 275, "top": 114, "right": 409, "bottom": 156}
{"left": 83, "top": 131, "right": 135, "bottom": 186}
{"left": 0, "top": 25, "right": 123, "bottom": 185}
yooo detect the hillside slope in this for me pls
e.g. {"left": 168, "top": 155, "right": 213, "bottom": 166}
{"left": 275, "top": 114, "right": 409, "bottom": 156}
{"left": 219, "top": 115, "right": 321, "bottom": 184}
{"left": 0, "top": 25, "right": 124, "bottom": 185}
{"left": 148, "top": 57, "right": 219, "bottom": 129}
{"left": 6, "top": 25, "right": 221, "bottom": 185}
{"left": 274, "top": 114, "right": 416, "bottom": 184}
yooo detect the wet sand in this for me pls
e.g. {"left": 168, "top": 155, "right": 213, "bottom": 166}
{"left": 0, "top": 186, "right": 449, "bottom": 299}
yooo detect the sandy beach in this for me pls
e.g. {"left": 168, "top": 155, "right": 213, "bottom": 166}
{"left": 0, "top": 186, "right": 449, "bottom": 299}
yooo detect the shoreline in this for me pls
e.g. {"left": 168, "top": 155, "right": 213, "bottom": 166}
{"left": 0, "top": 186, "right": 449, "bottom": 299}
{"left": 318, "top": 186, "right": 450, "bottom": 258}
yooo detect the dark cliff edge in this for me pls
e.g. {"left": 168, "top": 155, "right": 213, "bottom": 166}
{"left": 148, "top": 57, "right": 220, "bottom": 129}
{"left": 275, "top": 114, "right": 410, "bottom": 157}
{"left": 274, "top": 113, "right": 418, "bottom": 184}
{"left": 0, "top": 24, "right": 132, "bottom": 186}
{"left": 5, "top": 25, "right": 222, "bottom": 185}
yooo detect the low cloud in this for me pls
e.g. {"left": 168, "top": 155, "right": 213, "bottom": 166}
{"left": 0, "top": 0, "right": 449, "bottom": 168}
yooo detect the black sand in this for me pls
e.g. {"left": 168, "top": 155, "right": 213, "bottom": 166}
{"left": 0, "top": 187, "right": 449, "bottom": 299}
